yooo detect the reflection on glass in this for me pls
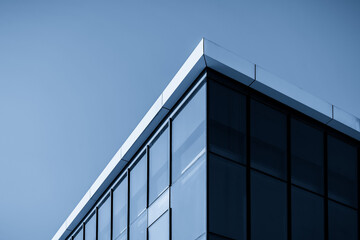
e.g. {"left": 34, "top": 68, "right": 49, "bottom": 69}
{"left": 250, "top": 100, "right": 287, "bottom": 179}
{"left": 98, "top": 196, "right": 111, "bottom": 240}
{"left": 172, "top": 84, "right": 206, "bottom": 183}
{"left": 209, "top": 80, "right": 246, "bottom": 163}
{"left": 148, "top": 189, "right": 169, "bottom": 226}
{"left": 171, "top": 154, "right": 206, "bottom": 240}
{"left": 149, "top": 127, "right": 169, "bottom": 204}
{"left": 328, "top": 135, "right": 358, "bottom": 207}
{"left": 251, "top": 171, "right": 287, "bottom": 240}
{"left": 209, "top": 154, "right": 246, "bottom": 239}
{"left": 291, "top": 118, "right": 324, "bottom": 194}
{"left": 328, "top": 200, "right": 358, "bottom": 240}
{"left": 148, "top": 211, "right": 169, "bottom": 240}
{"left": 130, "top": 154, "right": 147, "bottom": 223}
{"left": 74, "top": 228, "right": 83, "bottom": 240}
{"left": 117, "top": 231, "right": 127, "bottom": 240}
{"left": 292, "top": 187, "right": 324, "bottom": 240}
{"left": 85, "top": 213, "right": 96, "bottom": 240}
{"left": 113, "top": 177, "right": 128, "bottom": 240}
{"left": 130, "top": 211, "right": 147, "bottom": 240}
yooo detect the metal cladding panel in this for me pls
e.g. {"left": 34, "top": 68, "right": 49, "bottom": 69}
{"left": 328, "top": 106, "right": 360, "bottom": 140}
{"left": 251, "top": 66, "right": 333, "bottom": 124}
{"left": 162, "top": 39, "right": 206, "bottom": 110}
{"left": 203, "top": 39, "right": 255, "bottom": 85}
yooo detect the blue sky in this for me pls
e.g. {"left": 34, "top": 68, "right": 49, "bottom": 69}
{"left": 0, "top": 0, "right": 359, "bottom": 239}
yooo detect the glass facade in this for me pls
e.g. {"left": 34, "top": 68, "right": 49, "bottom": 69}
{"left": 113, "top": 177, "right": 127, "bottom": 240}
{"left": 149, "top": 126, "right": 169, "bottom": 204}
{"left": 66, "top": 71, "right": 359, "bottom": 240}
{"left": 98, "top": 196, "right": 111, "bottom": 240}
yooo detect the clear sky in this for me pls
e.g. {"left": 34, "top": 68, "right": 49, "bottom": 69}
{"left": 0, "top": 0, "right": 359, "bottom": 239}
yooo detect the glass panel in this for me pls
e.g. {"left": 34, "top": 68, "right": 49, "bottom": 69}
{"left": 148, "top": 188, "right": 169, "bottom": 226}
{"left": 98, "top": 196, "right": 111, "bottom": 240}
{"left": 172, "top": 84, "right": 206, "bottom": 183}
{"left": 250, "top": 100, "right": 287, "bottom": 179}
{"left": 113, "top": 177, "right": 128, "bottom": 240}
{"left": 148, "top": 211, "right": 169, "bottom": 240}
{"left": 149, "top": 127, "right": 169, "bottom": 204}
{"left": 116, "top": 231, "right": 127, "bottom": 240}
{"left": 130, "top": 211, "right": 147, "bottom": 240}
{"left": 328, "top": 135, "right": 358, "bottom": 207}
{"left": 74, "top": 228, "right": 83, "bottom": 240}
{"left": 328, "top": 200, "right": 358, "bottom": 240}
{"left": 171, "top": 154, "right": 206, "bottom": 240}
{"left": 209, "top": 80, "right": 246, "bottom": 163}
{"left": 85, "top": 213, "right": 96, "bottom": 240}
{"left": 130, "top": 154, "right": 147, "bottom": 223}
{"left": 209, "top": 154, "right": 246, "bottom": 239}
{"left": 291, "top": 187, "right": 324, "bottom": 240}
{"left": 291, "top": 118, "right": 324, "bottom": 194}
{"left": 251, "top": 171, "right": 287, "bottom": 240}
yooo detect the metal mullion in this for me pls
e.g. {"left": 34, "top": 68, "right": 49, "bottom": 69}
{"left": 246, "top": 95, "right": 251, "bottom": 240}
{"left": 324, "top": 132, "right": 328, "bottom": 240}
{"left": 146, "top": 145, "right": 150, "bottom": 208}
{"left": 96, "top": 207, "right": 99, "bottom": 240}
{"left": 287, "top": 115, "right": 291, "bottom": 240}
{"left": 110, "top": 189, "right": 113, "bottom": 240}
{"left": 127, "top": 169, "right": 130, "bottom": 240}
{"left": 168, "top": 118, "right": 172, "bottom": 240}
{"left": 168, "top": 119, "right": 172, "bottom": 187}
{"left": 206, "top": 77, "right": 209, "bottom": 238}
{"left": 82, "top": 222, "right": 85, "bottom": 240}
{"left": 357, "top": 146, "right": 360, "bottom": 240}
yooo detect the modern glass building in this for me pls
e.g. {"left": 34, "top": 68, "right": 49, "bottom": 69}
{"left": 53, "top": 39, "right": 360, "bottom": 240}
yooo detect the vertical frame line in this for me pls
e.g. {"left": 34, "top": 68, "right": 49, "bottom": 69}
{"left": 82, "top": 222, "right": 85, "bottom": 240}
{"left": 96, "top": 207, "right": 99, "bottom": 240}
{"left": 168, "top": 118, "right": 172, "bottom": 240}
{"left": 146, "top": 145, "right": 150, "bottom": 208}
{"left": 357, "top": 145, "right": 360, "bottom": 240}
{"left": 127, "top": 169, "right": 130, "bottom": 240}
{"left": 110, "top": 189, "right": 113, "bottom": 240}
{"left": 206, "top": 75, "right": 209, "bottom": 238}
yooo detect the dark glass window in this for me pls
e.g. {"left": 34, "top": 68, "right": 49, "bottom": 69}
{"left": 113, "top": 177, "right": 128, "bottom": 240}
{"left": 251, "top": 171, "right": 287, "bottom": 240}
{"left": 328, "top": 200, "right": 358, "bottom": 240}
{"left": 85, "top": 212, "right": 96, "bottom": 240}
{"left": 209, "top": 154, "right": 246, "bottom": 239}
{"left": 172, "top": 84, "right": 206, "bottom": 183}
{"left": 328, "top": 135, "right": 358, "bottom": 207}
{"left": 130, "top": 154, "right": 147, "bottom": 223}
{"left": 208, "top": 233, "right": 229, "bottom": 240}
{"left": 74, "top": 228, "right": 83, "bottom": 240}
{"left": 149, "top": 126, "right": 169, "bottom": 204}
{"left": 98, "top": 196, "right": 111, "bottom": 240}
{"left": 171, "top": 155, "right": 206, "bottom": 240}
{"left": 291, "top": 118, "right": 324, "bottom": 194}
{"left": 209, "top": 80, "right": 246, "bottom": 163}
{"left": 250, "top": 100, "right": 287, "bottom": 179}
{"left": 129, "top": 211, "right": 147, "bottom": 240}
{"left": 292, "top": 187, "right": 324, "bottom": 240}
{"left": 148, "top": 211, "right": 169, "bottom": 240}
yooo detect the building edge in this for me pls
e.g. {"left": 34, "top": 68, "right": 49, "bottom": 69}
{"left": 53, "top": 38, "right": 360, "bottom": 240}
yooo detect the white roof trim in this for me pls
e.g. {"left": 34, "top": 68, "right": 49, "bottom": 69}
{"left": 53, "top": 38, "right": 360, "bottom": 240}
